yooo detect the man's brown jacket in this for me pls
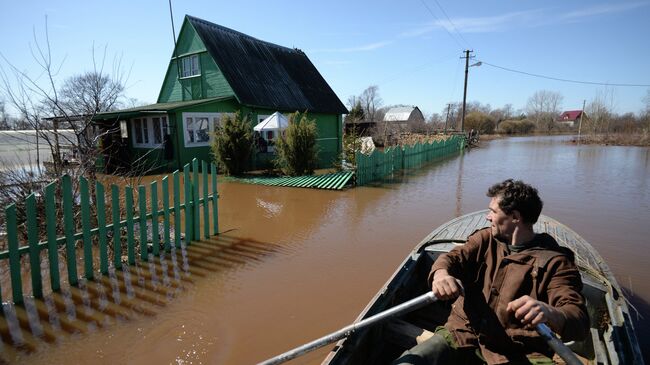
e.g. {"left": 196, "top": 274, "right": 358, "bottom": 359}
{"left": 429, "top": 228, "right": 589, "bottom": 364}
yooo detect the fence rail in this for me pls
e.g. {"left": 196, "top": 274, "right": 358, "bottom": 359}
{"left": 355, "top": 135, "right": 464, "bottom": 185}
{"left": 1, "top": 158, "right": 219, "bottom": 305}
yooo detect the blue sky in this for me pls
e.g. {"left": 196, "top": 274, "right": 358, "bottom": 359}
{"left": 1, "top": 0, "right": 649, "bottom": 117}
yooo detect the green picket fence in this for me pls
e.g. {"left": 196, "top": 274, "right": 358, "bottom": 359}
{"left": 0, "top": 158, "right": 219, "bottom": 305}
{"left": 355, "top": 135, "right": 465, "bottom": 185}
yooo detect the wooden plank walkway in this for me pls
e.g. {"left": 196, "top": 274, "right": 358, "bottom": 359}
{"left": 226, "top": 171, "right": 354, "bottom": 190}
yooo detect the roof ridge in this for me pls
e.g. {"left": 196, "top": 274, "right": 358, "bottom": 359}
{"left": 186, "top": 15, "right": 301, "bottom": 54}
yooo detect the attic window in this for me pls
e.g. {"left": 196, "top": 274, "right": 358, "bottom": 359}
{"left": 181, "top": 54, "right": 200, "bottom": 78}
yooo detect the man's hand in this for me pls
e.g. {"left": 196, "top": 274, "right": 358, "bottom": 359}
{"left": 431, "top": 269, "right": 464, "bottom": 301}
{"left": 507, "top": 295, "right": 563, "bottom": 331}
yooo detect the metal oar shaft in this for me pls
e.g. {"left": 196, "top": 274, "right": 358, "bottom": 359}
{"left": 535, "top": 323, "right": 583, "bottom": 365}
{"left": 258, "top": 292, "right": 437, "bottom": 365}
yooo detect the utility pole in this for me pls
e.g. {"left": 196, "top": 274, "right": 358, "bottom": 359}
{"left": 444, "top": 103, "right": 451, "bottom": 134}
{"left": 460, "top": 50, "right": 474, "bottom": 132}
{"left": 577, "top": 99, "right": 586, "bottom": 143}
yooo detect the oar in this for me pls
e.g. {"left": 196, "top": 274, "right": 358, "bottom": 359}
{"left": 535, "top": 323, "right": 583, "bottom": 365}
{"left": 257, "top": 292, "right": 438, "bottom": 365}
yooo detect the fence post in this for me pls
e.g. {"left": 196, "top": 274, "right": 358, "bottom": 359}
{"left": 192, "top": 158, "right": 200, "bottom": 239}
{"left": 211, "top": 163, "right": 219, "bottom": 235}
{"left": 138, "top": 185, "right": 148, "bottom": 261}
{"left": 184, "top": 164, "right": 192, "bottom": 245}
{"left": 162, "top": 176, "right": 171, "bottom": 252}
{"left": 79, "top": 177, "right": 94, "bottom": 280}
{"left": 45, "top": 182, "right": 60, "bottom": 292}
{"left": 96, "top": 182, "right": 108, "bottom": 275}
{"left": 6, "top": 204, "right": 21, "bottom": 304}
{"left": 62, "top": 175, "right": 78, "bottom": 286}
{"left": 26, "top": 193, "right": 43, "bottom": 297}
{"left": 151, "top": 181, "right": 159, "bottom": 257}
{"left": 125, "top": 186, "right": 135, "bottom": 266}
{"left": 173, "top": 170, "right": 181, "bottom": 248}
{"left": 202, "top": 160, "right": 209, "bottom": 239}
{"left": 112, "top": 184, "right": 123, "bottom": 269}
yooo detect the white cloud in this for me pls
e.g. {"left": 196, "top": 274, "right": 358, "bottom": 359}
{"left": 401, "top": 2, "right": 648, "bottom": 37}
{"left": 308, "top": 40, "right": 393, "bottom": 54}
{"left": 401, "top": 9, "right": 543, "bottom": 37}
{"left": 560, "top": 2, "right": 649, "bottom": 21}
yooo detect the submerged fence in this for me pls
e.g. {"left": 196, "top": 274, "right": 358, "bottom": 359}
{"left": 355, "top": 135, "right": 465, "bottom": 186}
{"left": 1, "top": 158, "right": 218, "bottom": 305}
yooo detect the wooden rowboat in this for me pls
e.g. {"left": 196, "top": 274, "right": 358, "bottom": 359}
{"left": 322, "top": 210, "right": 645, "bottom": 365}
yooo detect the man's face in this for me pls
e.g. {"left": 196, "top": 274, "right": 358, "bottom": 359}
{"left": 486, "top": 197, "right": 517, "bottom": 241}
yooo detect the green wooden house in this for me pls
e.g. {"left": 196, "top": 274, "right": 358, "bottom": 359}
{"left": 94, "top": 15, "right": 347, "bottom": 174}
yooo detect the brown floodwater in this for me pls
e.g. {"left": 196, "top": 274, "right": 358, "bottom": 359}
{"left": 3, "top": 135, "right": 650, "bottom": 364}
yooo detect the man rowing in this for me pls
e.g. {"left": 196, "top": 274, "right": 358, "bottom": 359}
{"left": 394, "top": 179, "right": 589, "bottom": 364}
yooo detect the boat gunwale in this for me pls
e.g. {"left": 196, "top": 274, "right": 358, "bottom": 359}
{"left": 322, "top": 210, "right": 645, "bottom": 365}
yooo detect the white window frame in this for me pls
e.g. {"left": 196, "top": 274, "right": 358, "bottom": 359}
{"left": 183, "top": 112, "right": 232, "bottom": 148}
{"left": 257, "top": 114, "right": 271, "bottom": 124}
{"left": 180, "top": 54, "right": 201, "bottom": 78}
{"left": 131, "top": 115, "right": 169, "bottom": 148}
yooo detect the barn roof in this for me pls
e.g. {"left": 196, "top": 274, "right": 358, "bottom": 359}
{"left": 383, "top": 106, "right": 423, "bottom": 122}
{"left": 558, "top": 110, "right": 583, "bottom": 121}
{"left": 187, "top": 16, "right": 347, "bottom": 115}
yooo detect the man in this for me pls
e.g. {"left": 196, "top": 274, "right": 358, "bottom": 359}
{"left": 394, "top": 179, "right": 589, "bottom": 365}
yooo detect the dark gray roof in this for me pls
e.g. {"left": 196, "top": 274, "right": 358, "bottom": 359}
{"left": 187, "top": 16, "right": 348, "bottom": 115}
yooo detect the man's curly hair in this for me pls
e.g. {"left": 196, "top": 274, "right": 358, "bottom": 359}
{"left": 486, "top": 179, "right": 543, "bottom": 224}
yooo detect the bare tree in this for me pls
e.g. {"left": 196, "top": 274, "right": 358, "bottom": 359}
{"left": 359, "top": 85, "right": 383, "bottom": 123}
{"left": 643, "top": 89, "right": 650, "bottom": 119}
{"left": 584, "top": 88, "right": 616, "bottom": 135}
{"left": 489, "top": 104, "right": 514, "bottom": 128}
{"left": 428, "top": 113, "right": 444, "bottom": 130}
{"left": 0, "top": 98, "right": 9, "bottom": 130}
{"left": 0, "top": 18, "right": 127, "bottom": 178}
{"left": 526, "top": 90, "right": 564, "bottom": 132}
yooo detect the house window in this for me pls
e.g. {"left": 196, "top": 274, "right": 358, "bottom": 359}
{"left": 152, "top": 116, "right": 168, "bottom": 144}
{"left": 258, "top": 115, "right": 270, "bottom": 124}
{"left": 181, "top": 54, "right": 200, "bottom": 78}
{"left": 183, "top": 112, "right": 232, "bottom": 147}
{"left": 132, "top": 115, "right": 168, "bottom": 148}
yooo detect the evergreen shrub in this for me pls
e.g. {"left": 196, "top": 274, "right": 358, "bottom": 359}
{"left": 210, "top": 111, "right": 253, "bottom": 175}
{"left": 274, "top": 112, "right": 319, "bottom": 176}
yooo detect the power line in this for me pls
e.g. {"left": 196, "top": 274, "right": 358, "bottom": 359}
{"left": 480, "top": 61, "right": 650, "bottom": 87}
{"left": 431, "top": 0, "right": 471, "bottom": 49}
{"left": 418, "top": 0, "right": 465, "bottom": 50}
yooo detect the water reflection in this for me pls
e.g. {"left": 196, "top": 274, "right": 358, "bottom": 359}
{"left": 0, "top": 234, "right": 284, "bottom": 362}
